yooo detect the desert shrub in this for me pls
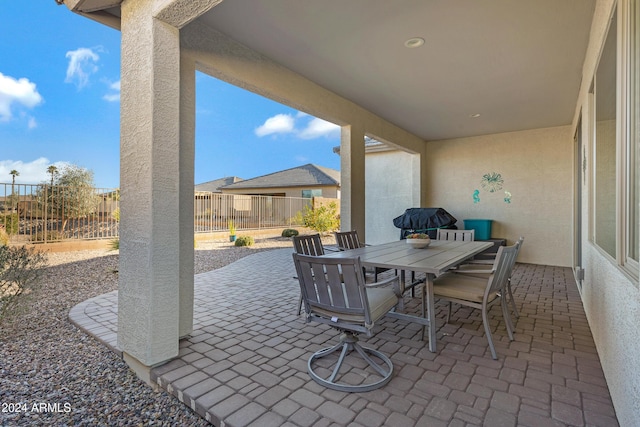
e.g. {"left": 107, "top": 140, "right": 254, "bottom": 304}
{"left": 299, "top": 201, "right": 340, "bottom": 234}
{"left": 0, "top": 213, "right": 19, "bottom": 235}
{"left": 0, "top": 245, "right": 48, "bottom": 322}
{"left": 109, "top": 239, "right": 120, "bottom": 250}
{"left": 0, "top": 227, "right": 8, "bottom": 246}
{"left": 31, "top": 230, "right": 64, "bottom": 242}
{"left": 234, "top": 236, "right": 254, "bottom": 247}
{"left": 281, "top": 228, "right": 299, "bottom": 238}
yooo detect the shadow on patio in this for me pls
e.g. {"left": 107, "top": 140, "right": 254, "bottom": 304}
{"left": 69, "top": 248, "right": 619, "bottom": 427}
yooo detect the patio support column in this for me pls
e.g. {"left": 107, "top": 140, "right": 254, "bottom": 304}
{"left": 418, "top": 145, "right": 428, "bottom": 206}
{"left": 178, "top": 54, "right": 195, "bottom": 338}
{"left": 340, "top": 124, "right": 366, "bottom": 239}
{"left": 118, "top": 0, "right": 192, "bottom": 377}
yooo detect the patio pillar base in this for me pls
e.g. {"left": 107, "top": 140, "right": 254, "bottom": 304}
{"left": 123, "top": 352, "right": 159, "bottom": 392}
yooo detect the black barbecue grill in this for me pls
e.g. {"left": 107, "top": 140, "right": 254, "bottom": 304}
{"left": 392, "top": 208, "right": 458, "bottom": 239}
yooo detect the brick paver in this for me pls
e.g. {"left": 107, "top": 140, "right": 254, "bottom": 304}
{"left": 69, "top": 248, "right": 620, "bottom": 426}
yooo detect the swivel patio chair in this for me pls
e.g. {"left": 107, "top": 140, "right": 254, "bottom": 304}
{"left": 292, "top": 234, "right": 326, "bottom": 315}
{"left": 292, "top": 253, "right": 400, "bottom": 392}
{"left": 432, "top": 243, "right": 519, "bottom": 359}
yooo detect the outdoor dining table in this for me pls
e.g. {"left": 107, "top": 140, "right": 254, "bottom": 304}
{"left": 322, "top": 239, "right": 493, "bottom": 352}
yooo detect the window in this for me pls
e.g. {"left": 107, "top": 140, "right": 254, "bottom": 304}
{"left": 302, "top": 189, "right": 322, "bottom": 198}
{"left": 627, "top": 0, "right": 639, "bottom": 267}
{"left": 594, "top": 9, "right": 617, "bottom": 259}
{"left": 590, "top": 2, "right": 639, "bottom": 280}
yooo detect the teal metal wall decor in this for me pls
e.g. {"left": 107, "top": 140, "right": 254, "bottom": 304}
{"left": 481, "top": 172, "right": 504, "bottom": 193}
{"left": 473, "top": 172, "right": 512, "bottom": 204}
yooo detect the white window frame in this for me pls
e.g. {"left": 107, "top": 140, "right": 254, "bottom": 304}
{"left": 620, "top": 0, "right": 639, "bottom": 279}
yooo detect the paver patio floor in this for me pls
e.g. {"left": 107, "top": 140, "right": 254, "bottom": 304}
{"left": 69, "top": 248, "right": 619, "bottom": 426}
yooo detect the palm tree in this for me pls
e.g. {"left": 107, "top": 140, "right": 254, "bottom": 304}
{"left": 9, "top": 169, "right": 19, "bottom": 211}
{"left": 10, "top": 169, "right": 19, "bottom": 186}
{"left": 47, "top": 165, "right": 58, "bottom": 186}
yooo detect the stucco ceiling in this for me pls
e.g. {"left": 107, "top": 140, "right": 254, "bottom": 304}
{"left": 197, "top": 0, "right": 596, "bottom": 141}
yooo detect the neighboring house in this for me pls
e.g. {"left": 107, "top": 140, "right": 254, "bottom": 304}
{"left": 219, "top": 163, "right": 340, "bottom": 199}
{"left": 194, "top": 176, "right": 243, "bottom": 193}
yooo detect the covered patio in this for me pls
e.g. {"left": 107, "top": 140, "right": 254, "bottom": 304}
{"left": 71, "top": 248, "right": 618, "bottom": 426}
{"left": 61, "top": 0, "right": 640, "bottom": 424}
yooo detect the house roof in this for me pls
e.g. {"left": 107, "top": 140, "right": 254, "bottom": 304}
{"left": 195, "top": 176, "right": 243, "bottom": 193}
{"left": 221, "top": 164, "right": 340, "bottom": 190}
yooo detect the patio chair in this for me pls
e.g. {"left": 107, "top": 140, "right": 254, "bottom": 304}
{"left": 436, "top": 228, "right": 475, "bottom": 241}
{"left": 406, "top": 228, "right": 476, "bottom": 285}
{"left": 459, "top": 236, "right": 525, "bottom": 318}
{"left": 334, "top": 230, "right": 390, "bottom": 281}
{"left": 432, "top": 242, "right": 519, "bottom": 359}
{"left": 293, "top": 233, "right": 325, "bottom": 257}
{"left": 292, "top": 253, "right": 400, "bottom": 392}
{"left": 292, "top": 234, "right": 326, "bottom": 315}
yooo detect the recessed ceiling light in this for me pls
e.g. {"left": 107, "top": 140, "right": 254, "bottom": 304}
{"left": 469, "top": 113, "right": 481, "bottom": 118}
{"left": 404, "top": 37, "right": 425, "bottom": 48}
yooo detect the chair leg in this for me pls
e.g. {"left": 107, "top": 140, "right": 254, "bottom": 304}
{"left": 507, "top": 279, "right": 519, "bottom": 318}
{"left": 481, "top": 305, "right": 498, "bottom": 360}
{"left": 297, "top": 293, "right": 303, "bottom": 315}
{"left": 445, "top": 301, "right": 452, "bottom": 324}
{"left": 307, "top": 332, "right": 393, "bottom": 392}
{"left": 501, "top": 295, "right": 515, "bottom": 341}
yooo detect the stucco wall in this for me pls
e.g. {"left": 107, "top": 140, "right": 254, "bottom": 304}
{"left": 425, "top": 126, "right": 573, "bottom": 266}
{"left": 573, "top": 1, "right": 640, "bottom": 425}
{"left": 365, "top": 149, "right": 420, "bottom": 244}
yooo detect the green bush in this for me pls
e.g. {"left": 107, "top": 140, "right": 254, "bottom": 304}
{"left": 109, "top": 239, "right": 120, "bottom": 250}
{"left": 281, "top": 228, "right": 299, "bottom": 238}
{"left": 0, "top": 245, "right": 48, "bottom": 322}
{"left": 234, "top": 235, "right": 254, "bottom": 247}
{"left": 1, "top": 214, "right": 19, "bottom": 235}
{"left": 299, "top": 201, "right": 340, "bottom": 233}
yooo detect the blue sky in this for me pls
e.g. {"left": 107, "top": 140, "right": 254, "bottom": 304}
{"left": 0, "top": 2, "right": 341, "bottom": 189}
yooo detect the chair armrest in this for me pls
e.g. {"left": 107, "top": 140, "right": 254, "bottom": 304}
{"left": 454, "top": 269, "right": 495, "bottom": 274}
{"left": 366, "top": 275, "right": 399, "bottom": 288}
{"left": 366, "top": 275, "right": 402, "bottom": 299}
{"left": 452, "top": 268, "right": 495, "bottom": 279}
{"left": 464, "top": 259, "right": 494, "bottom": 265}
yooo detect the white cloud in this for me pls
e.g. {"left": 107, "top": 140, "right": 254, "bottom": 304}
{"left": 255, "top": 113, "right": 340, "bottom": 140}
{"left": 298, "top": 117, "right": 340, "bottom": 139}
{"left": 27, "top": 117, "right": 37, "bottom": 129}
{"left": 0, "top": 158, "right": 70, "bottom": 185}
{"left": 103, "top": 80, "right": 120, "bottom": 102}
{"left": 255, "top": 114, "right": 295, "bottom": 137}
{"left": 0, "top": 72, "right": 43, "bottom": 122}
{"left": 65, "top": 47, "right": 100, "bottom": 89}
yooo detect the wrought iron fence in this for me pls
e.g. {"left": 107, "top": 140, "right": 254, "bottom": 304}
{"left": 1, "top": 183, "right": 317, "bottom": 244}
{"left": 1, "top": 183, "right": 120, "bottom": 244}
{"left": 194, "top": 192, "right": 311, "bottom": 233}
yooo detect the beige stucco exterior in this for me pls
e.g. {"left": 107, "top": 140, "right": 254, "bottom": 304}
{"left": 572, "top": 1, "right": 640, "bottom": 424}
{"left": 364, "top": 146, "right": 421, "bottom": 245}
{"left": 425, "top": 125, "right": 574, "bottom": 266}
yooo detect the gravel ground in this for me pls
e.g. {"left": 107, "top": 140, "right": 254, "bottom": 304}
{"left": 0, "top": 236, "right": 309, "bottom": 426}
